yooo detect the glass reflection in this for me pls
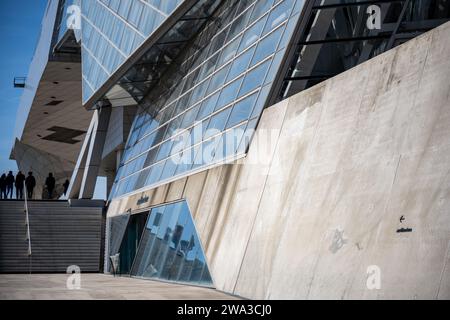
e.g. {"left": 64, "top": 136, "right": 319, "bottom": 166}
{"left": 129, "top": 201, "right": 213, "bottom": 286}
{"left": 110, "top": 0, "right": 304, "bottom": 198}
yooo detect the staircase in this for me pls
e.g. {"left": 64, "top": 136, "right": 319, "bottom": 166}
{"left": 0, "top": 200, "right": 105, "bottom": 273}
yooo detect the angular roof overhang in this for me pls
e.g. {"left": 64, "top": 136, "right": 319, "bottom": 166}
{"left": 11, "top": 59, "right": 92, "bottom": 167}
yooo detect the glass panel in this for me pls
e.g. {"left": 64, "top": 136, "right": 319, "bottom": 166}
{"left": 214, "top": 123, "right": 247, "bottom": 162}
{"left": 146, "top": 160, "right": 165, "bottom": 185}
{"left": 118, "top": 0, "right": 132, "bottom": 18}
{"left": 117, "top": 212, "right": 149, "bottom": 274}
{"left": 238, "top": 16, "right": 267, "bottom": 53}
{"left": 156, "top": 140, "right": 174, "bottom": 161}
{"left": 131, "top": 201, "right": 213, "bottom": 287}
{"left": 239, "top": 60, "right": 271, "bottom": 97}
{"left": 215, "top": 77, "right": 244, "bottom": 111}
{"left": 205, "top": 107, "right": 233, "bottom": 139}
{"left": 227, "top": 92, "right": 258, "bottom": 128}
{"left": 227, "top": 45, "right": 256, "bottom": 81}
{"left": 249, "top": 0, "right": 274, "bottom": 24}
{"left": 128, "top": 0, "right": 144, "bottom": 27}
{"left": 263, "top": 0, "right": 293, "bottom": 35}
{"left": 251, "top": 83, "right": 271, "bottom": 118}
{"left": 192, "top": 137, "right": 220, "bottom": 168}
{"left": 206, "top": 63, "right": 231, "bottom": 95}
{"left": 218, "top": 36, "right": 242, "bottom": 66}
{"left": 130, "top": 205, "right": 165, "bottom": 276}
{"left": 250, "top": 27, "right": 283, "bottom": 66}
{"left": 110, "top": 0, "right": 303, "bottom": 198}
{"left": 181, "top": 104, "right": 200, "bottom": 129}
{"left": 227, "top": 6, "right": 252, "bottom": 42}
{"left": 160, "top": 155, "right": 178, "bottom": 180}
{"left": 108, "top": 214, "right": 131, "bottom": 263}
{"left": 197, "top": 92, "right": 219, "bottom": 121}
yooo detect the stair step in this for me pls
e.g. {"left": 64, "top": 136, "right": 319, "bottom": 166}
{"left": 0, "top": 201, "right": 105, "bottom": 273}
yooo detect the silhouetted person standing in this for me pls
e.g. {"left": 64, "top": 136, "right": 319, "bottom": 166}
{"left": 6, "top": 171, "right": 15, "bottom": 199}
{"left": 0, "top": 174, "right": 6, "bottom": 199}
{"left": 25, "top": 172, "right": 36, "bottom": 200}
{"left": 63, "top": 179, "right": 70, "bottom": 196}
{"left": 15, "top": 171, "right": 25, "bottom": 199}
{"left": 45, "top": 173, "right": 56, "bottom": 199}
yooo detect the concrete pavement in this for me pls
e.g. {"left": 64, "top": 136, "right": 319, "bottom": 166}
{"left": 0, "top": 274, "right": 240, "bottom": 300}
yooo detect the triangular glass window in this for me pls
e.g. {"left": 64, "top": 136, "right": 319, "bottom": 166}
{"left": 126, "top": 200, "right": 213, "bottom": 286}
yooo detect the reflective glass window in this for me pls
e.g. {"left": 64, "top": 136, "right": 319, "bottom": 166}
{"left": 249, "top": 0, "right": 274, "bottom": 24}
{"left": 263, "top": 0, "right": 293, "bottom": 35}
{"left": 197, "top": 92, "right": 219, "bottom": 121}
{"left": 129, "top": 201, "right": 213, "bottom": 286}
{"left": 146, "top": 160, "right": 165, "bottom": 185}
{"left": 218, "top": 36, "right": 242, "bottom": 66}
{"left": 227, "top": 45, "right": 256, "bottom": 81}
{"left": 110, "top": 0, "right": 304, "bottom": 198}
{"left": 238, "top": 15, "right": 267, "bottom": 53}
{"left": 226, "top": 92, "right": 258, "bottom": 129}
{"left": 128, "top": 0, "right": 144, "bottom": 27}
{"left": 118, "top": 0, "right": 132, "bottom": 19}
{"left": 205, "top": 107, "right": 233, "bottom": 139}
{"left": 250, "top": 27, "right": 283, "bottom": 66}
{"left": 206, "top": 64, "right": 231, "bottom": 95}
{"left": 216, "top": 77, "right": 244, "bottom": 111}
{"left": 239, "top": 60, "right": 271, "bottom": 97}
{"left": 227, "top": 7, "right": 252, "bottom": 42}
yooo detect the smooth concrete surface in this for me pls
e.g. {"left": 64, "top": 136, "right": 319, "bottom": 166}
{"left": 107, "top": 22, "right": 450, "bottom": 299}
{"left": 12, "top": 139, "right": 75, "bottom": 199}
{"left": 0, "top": 274, "right": 238, "bottom": 300}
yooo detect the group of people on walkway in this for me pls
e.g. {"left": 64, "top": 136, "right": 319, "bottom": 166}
{"left": 0, "top": 171, "right": 70, "bottom": 200}
{"left": 0, "top": 171, "right": 36, "bottom": 200}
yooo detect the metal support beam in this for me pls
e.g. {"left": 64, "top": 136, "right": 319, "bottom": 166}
{"left": 283, "top": 5, "right": 337, "bottom": 97}
{"left": 271, "top": 0, "right": 450, "bottom": 104}
{"left": 298, "top": 34, "right": 391, "bottom": 45}
{"left": 386, "top": 0, "right": 411, "bottom": 49}
{"left": 79, "top": 108, "right": 112, "bottom": 199}
{"left": 68, "top": 107, "right": 112, "bottom": 199}
{"left": 312, "top": 0, "right": 403, "bottom": 10}
{"left": 67, "top": 115, "right": 96, "bottom": 199}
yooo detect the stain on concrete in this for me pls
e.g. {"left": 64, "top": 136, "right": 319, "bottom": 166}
{"left": 329, "top": 229, "right": 348, "bottom": 253}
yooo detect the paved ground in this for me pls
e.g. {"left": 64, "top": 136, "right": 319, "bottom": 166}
{"left": 0, "top": 274, "right": 239, "bottom": 300}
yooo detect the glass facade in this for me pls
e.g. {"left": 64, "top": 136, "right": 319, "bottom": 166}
{"left": 110, "top": 200, "right": 213, "bottom": 286}
{"left": 278, "top": 0, "right": 450, "bottom": 101}
{"left": 56, "top": 0, "right": 76, "bottom": 43}
{"left": 110, "top": 0, "right": 305, "bottom": 199}
{"left": 81, "top": 0, "right": 185, "bottom": 102}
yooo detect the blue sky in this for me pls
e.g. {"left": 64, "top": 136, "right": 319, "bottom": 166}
{"left": 0, "top": 0, "right": 47, "bottom": 174}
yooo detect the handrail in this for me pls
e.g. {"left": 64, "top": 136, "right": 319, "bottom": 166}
{"left": 24, "top": 187, "right": 32, "bottom": 256}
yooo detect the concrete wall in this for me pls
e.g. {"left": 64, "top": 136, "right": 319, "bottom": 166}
{"left": 13, "top": 139, "right": 74, "bottom": 199}
{"left": 107, "top": 22, "right": 450, "bottom": 299}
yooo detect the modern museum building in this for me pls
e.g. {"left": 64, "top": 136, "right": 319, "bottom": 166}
{"left": 2, "top": 0, "right": 450, "bottom": 299}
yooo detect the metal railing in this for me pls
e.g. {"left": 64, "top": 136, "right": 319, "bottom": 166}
{"left": 24, "top": 187, "right": 32, "bottom": 257}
